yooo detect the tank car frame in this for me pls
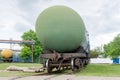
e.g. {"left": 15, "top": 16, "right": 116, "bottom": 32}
{"left": 1, "top": 57, "right": 13, "bottom": 62}
{"left": 40, "top": 47, "right": 90, "bottom": 73}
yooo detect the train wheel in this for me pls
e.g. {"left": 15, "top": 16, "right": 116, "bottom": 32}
{"left": 81, "top": 59, "right": 85, "bottom": 67}
{"left": 75, "top": 58, "right": 83, "bottom": 69}
{"left": 46, "top": 59, "right": 52, "bottom": 73}
{"left": 83, "top": 59, "right": 88, "bottom": 67}
{"left": 71, "top": 58, "right": 75, "bottom": 71}
{"left": 84, "top": 59, "right": 90, "bottom": 67}
{"left": 75, "top": 58, "right": 80, "bottom": 69}
{"left": 79, "top": 59, "right": 83, "bottom": 69}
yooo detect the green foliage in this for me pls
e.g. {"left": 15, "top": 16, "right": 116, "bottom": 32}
{"left": 20, "top": 46, "right": 32, "bottom": 61}
{"left": 104, "top": 34, "right": 120, "bottom": 58}
{"left": 34, "top": 45, "right": 43, "bottom": 56}
{"left": 21, "top": 29, "right": 44, "bottom": 62}
{"left": 90, "top": 50, "right": 99, "bottom": 58}
{"left": 90, "top": 47, "right": 101, "bottom": 58}
{"left": 22, "top": 29, "right": 36, "bottom": 40}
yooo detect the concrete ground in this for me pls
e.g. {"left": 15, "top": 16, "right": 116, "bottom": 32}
{"left": 0, "top": 75, "right": 120, "bottom": 80}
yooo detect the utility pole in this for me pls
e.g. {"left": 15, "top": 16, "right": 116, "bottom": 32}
{"left": 31, "top": 40, "right": 34, "bottom": 63}
{"left": 10, "top": 38, "right": 12, "bottom": 50}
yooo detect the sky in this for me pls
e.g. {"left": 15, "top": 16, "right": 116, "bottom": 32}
{"left": 0, "top": 0, "right": 120, "bottom": 50}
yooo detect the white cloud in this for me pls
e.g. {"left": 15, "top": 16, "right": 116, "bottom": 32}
{"left": 90, "top": 32, "right": 119, "bottom": 49}
{"left": 0, "top": 0, "right": 120, "bottom": 50}
{"left": 0, "top": 0, "right": 33, "bottom": 39}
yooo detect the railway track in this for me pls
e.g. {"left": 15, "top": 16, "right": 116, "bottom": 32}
{"left": 8, "top": 65, "right": 85, "bottom": 80}
{"left": 34, "top": 67, "right": 84, "bottom": 80}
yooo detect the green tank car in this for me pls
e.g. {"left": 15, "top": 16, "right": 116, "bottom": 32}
{"left": 35, "top": 5, "right": 90, "bottom": 73}
{"left": 36, "top": 6, "right": 86, "bottom": 53}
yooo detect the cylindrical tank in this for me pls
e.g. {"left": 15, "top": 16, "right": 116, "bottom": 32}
{"left": 1, "top": 49, "right": 13, "bottom": 59}
{"left": 36, "top": 6, "right": 86, "bottom": 52}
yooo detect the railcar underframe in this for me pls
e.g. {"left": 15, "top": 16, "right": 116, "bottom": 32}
{"left": 40, "top": 50, "right": 90, "bottom": 73}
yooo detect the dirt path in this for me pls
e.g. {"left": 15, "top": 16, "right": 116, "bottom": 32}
{"left": 1, "top": 75, "right": 120, "bottom": 80}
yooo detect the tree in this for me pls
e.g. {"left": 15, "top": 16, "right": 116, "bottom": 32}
{"left": 20, "top": 46, "right": 32, "bottom": 61}
{"left": 20, "top": 29, "right": 44, "bottom": 62}
{"left": 90, "top": 47, "right": 102, "bottom": 58}
{"left": 104, "top": 34, "right": 120, "bottom": 58}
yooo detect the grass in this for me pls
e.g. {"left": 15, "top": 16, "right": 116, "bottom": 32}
{"left": 0, "top": 63, "right": 120, "bottom": 77}
{"left": 0, "top": 63, "right": 42, "bottom": 77}
{"left": 76, "top": 64, "right": 120, "bottom": 77}
{"left": 0, "top": 63, "right": 42, "bottom": 70}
